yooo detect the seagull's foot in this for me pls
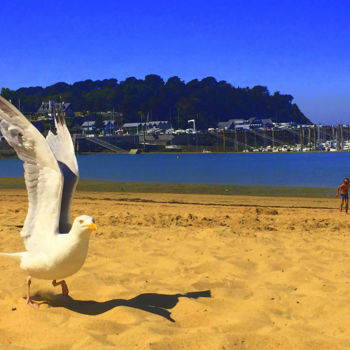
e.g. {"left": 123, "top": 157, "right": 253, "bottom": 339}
{"left": 26, "top": 275, "right": 39, "bottom": 308}
{"left": 26, "top": 297, "right": 40, "bottom": 308}
{"left": 52, "top": 280, "right": 69, "bottom": 296}
{"left": 61, "top": 280, "right": 69, "bottom": 296}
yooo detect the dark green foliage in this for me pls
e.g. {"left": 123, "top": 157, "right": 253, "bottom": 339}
{"left": 1, "top": 75, "right": 311, "bottom": 128}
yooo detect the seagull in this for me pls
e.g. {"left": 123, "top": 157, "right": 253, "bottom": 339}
{"left": 0, "top": 96, "right": 97, "bottom": 308}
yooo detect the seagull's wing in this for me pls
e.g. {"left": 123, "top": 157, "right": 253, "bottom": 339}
{"left": 46, "top": 113, "right": 79, "bottom": 233}
{"left": 0, "top": 96, "right": 63, "bottom": 252}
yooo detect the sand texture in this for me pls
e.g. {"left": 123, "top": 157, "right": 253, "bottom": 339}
{"left": 1, "top": 189, "right": 350, "bottom": 349}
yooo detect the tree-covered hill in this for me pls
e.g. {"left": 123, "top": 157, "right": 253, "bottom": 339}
{"left": 1, "top": 75, "right": 311, "bottom": 128}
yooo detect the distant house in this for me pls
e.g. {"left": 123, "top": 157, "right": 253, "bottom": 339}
{"left": 81, "top": 121, "right": 95, "bottom": 134}
{"left": 79, "top": 120, "right": 118, "bottom": 135}
{"left": 218, "top": 118, "right": 250, "bottom": 130}
{"left": 217, "top": 120, "right": 235, "bottom": 130}
{"left": 247, "top": 118, "right": 274, "bottom": 129}
{"left": 233, "top": 122, "right": 251, "bottom": 131}
{"left": 122, "top": 121, "right": 170, "bottom": 134}
{"left": 103, "top": 120, "right": 117, "bottom": 134}
{"left": 275, "top": 121, "right": 297, "bottom": 129}
{"left": 36, "top": 101, "right": 74, "bottom": 117}
{"left": 217, "top": 118, "right": 273, "bottom": 131}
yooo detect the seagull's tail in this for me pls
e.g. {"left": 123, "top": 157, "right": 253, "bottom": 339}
{"left": 0, "top": 252, "right": 25, "bottom": 261}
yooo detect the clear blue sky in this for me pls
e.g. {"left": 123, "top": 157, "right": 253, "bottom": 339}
{"left": 0, "top": 0, "right": 349, "bottom": 124}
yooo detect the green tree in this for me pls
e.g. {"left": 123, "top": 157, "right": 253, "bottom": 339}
{"left": 0, "top": 75, "right": 312, "bottom": 128}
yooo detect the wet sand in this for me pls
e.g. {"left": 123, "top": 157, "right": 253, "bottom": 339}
{"left": 0, "top": 189, "right": 350, "bottom": 349}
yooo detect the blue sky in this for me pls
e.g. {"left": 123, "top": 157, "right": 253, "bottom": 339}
{"left": 0, "top": 0, "right": 349, "bottom": 124}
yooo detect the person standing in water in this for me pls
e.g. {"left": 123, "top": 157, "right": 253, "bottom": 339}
{"left": 336, "top": 178, "right": 350, "bottom": 213}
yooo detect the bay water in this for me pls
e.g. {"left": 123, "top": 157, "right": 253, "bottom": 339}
{"left": 0, "top": 153, "right": 348, "bottom": 188}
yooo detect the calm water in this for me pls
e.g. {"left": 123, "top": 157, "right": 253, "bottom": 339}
{"left": 0, "top": 153, "right": 348, "bottom": 188}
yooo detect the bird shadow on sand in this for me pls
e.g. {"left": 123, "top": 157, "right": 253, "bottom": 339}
{"left": 36, "top": 290, "right": 211, "bottom": 322}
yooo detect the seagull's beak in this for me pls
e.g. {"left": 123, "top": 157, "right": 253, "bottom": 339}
{"left": 87, "top": 222, "right": 97, "bottom": 231}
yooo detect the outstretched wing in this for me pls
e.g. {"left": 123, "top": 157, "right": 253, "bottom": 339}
{"left": 0, "top": 96, "right": 63, "bottom": 252}
{"left": 46, "top": 112, "right": 79, "bottom": 233}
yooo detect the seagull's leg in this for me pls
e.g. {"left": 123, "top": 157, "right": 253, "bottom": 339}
{"left": 26, "top": 276, "right": 39, "bottom": 308}
{"left": 52, "top": 280, "right": 69, "bottom": 296}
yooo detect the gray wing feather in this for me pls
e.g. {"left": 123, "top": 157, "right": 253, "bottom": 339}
{"left": 46, "top": 112, "right": 79, "bottom": 233}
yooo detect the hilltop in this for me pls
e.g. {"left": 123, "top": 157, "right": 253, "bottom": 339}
{"left": 1, "top": 75, "right": 311, "bottom": 129}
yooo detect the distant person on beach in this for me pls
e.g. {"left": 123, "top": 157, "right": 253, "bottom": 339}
{"left": 336, "top": 178, "right": 350, "bottom": 213}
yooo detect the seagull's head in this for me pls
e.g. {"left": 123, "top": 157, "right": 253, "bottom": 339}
{"left": 72, "top": 215, "right": 97, "bottom": 237}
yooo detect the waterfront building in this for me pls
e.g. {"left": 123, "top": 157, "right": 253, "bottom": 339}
{"left": 123, "top": 121, "right": 170, "bottom": 134}
{"left": 81, "top": 121, "right": 95, "bottom": 134}
{"left": 36, "top": 100, "right": 74, "bottom": 117}
{"left": 217, "top": 118, "right": 273, "bottom": 130}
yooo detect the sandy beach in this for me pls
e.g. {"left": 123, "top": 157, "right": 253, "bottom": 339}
{"left": 1, "top": 189, "right": 350, "bottom": 349}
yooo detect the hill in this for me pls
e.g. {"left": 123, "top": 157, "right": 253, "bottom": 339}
{"left": 1, "top": 75, "right": 311, "bottom": 128}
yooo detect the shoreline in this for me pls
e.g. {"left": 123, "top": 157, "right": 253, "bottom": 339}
{"left": 0, "top": 177, "right": 334, "bottom": 198}
{"left": 1, "top": 149, "right": 348, "bottom": 159}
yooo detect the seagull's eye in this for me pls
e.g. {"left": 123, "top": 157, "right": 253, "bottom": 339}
{"left": 79, "top": 220, "right": 84, "bottom": 224}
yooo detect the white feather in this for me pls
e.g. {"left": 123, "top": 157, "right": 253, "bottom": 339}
{"left": 0, "top": 96, "right": 63, "bottom": 253}
{"left": 0, "top": 96, "right": 94, "bottom": 282}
